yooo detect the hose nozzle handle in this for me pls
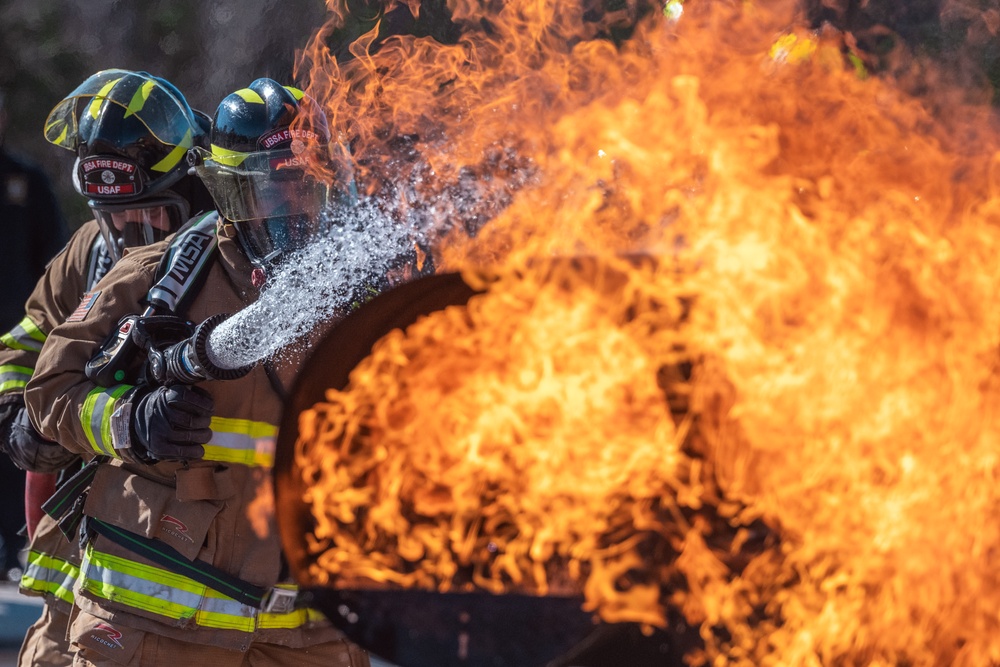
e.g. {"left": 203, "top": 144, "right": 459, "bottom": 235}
{"left": 148, "top": 314, "right": 253, "bottom": 385}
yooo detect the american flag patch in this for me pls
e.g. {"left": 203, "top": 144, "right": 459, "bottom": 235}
{"left": 66, "top": 290, "right": 101, "bottom": 323}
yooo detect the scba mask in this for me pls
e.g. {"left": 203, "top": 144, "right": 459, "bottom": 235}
{"left": 89, "top": 193, "right": 191, "bottom": 261}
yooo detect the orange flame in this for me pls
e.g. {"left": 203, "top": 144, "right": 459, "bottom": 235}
{"left": 293, "top": 0, "right": 1000, "bottom": 664}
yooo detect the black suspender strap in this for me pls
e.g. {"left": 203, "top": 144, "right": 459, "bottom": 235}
{"left": 41, "top": 457, "right": 104, "bottom": 541}
{"left": 145, "top": 211, "right": 219, "bottom": 316}
{"left": 88, "top": 518, "right": 268, "bottom": 608}
{"left": 85, "top": 234, "right": 113, "bottom": 288}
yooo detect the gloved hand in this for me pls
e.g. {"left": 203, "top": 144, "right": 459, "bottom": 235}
{"left": 9, "top": 405, "right": 78, "bottom": 472}
{"left": 0, "top": 396, "right": 77, "bottom": 472}
{"left": 132, "top": 384, "right": 213, "bottom": 462}
{"left": 0, "top": 400, "right": 21, "bottom": 455}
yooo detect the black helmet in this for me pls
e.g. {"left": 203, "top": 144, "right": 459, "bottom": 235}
{"left": 44, "top": 69, "right": 210, "bottom": 260}
{"left": 189, "top": 78, "right": 332, "bottom": 267}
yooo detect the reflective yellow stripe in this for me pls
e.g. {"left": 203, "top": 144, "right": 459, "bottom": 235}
{"left": 209, "top": 143, "right": 249, "bottom": 167}
{"left": 1, "top": 316, "right": 47, "bottom": 352}
{"left": 150, "top": 128, "right": 193, "bottom": 172}
{"left": 259, "top": 607, "right": 328, "bottom": 629}
{"left": 81, "top": 545, "right": 319, "bottom": 633}
{"left": 124, "top": 79, "right": 156, "bottom": 118}
{"left": 204, "top": 417, "right": 277, "bottom": 467}
{"left": 21, "top": 550, "right": 79, "bottom": 605}
{"left": 0, "top": 364, "right": 33, "bottom": 394}
{"left": 233, "top": 88, "right": 265, "bottom": 104}
{"left": 88, "top": 77, "right": 123, "bottom": 119}
{"left": 283, "top": 86, "right": 304, "bottom": 100}
{"left": 81, "top": 384, "right": 132, "bottom": 457}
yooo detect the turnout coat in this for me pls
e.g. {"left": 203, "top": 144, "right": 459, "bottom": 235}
{"left": 25, "top": 216, "right": 339, "bottom": 651}
{"left": 0, "top": 219, "right": 108, "bottom": 613}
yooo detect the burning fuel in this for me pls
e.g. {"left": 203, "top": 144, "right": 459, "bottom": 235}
{"left": 277, "top": 0, "right": 1000, "bottom": 664}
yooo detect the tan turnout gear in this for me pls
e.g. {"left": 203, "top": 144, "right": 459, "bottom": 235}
{"left": 0, "top": 220, "right": 109, "bottom": 667}
{"left": 25, "top": 218, "right": 358, "bottom": 660}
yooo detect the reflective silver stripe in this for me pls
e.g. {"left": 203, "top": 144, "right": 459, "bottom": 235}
{"left": 21, "top": 551, "right": 78, "bottom": 604}
{"left": 81, "top": 385, "right": 132, "bottom": 457}
{"left": 199, "top": 593, "right": 256, "bottom": 618}
{"left": 0, "top": 364, "right": 32, "bottom": 394}
{"left": 80, "top": 546, "right": 263, "bottom": 631}
{"left": 80, "top": 545, "right": 319, "bottom": 633}
{"left": 0, "top": 317, "right": 45, "bottom": 352}
{"left": 82, "top": 556, "right": 207, "bottom": 612}
{"left": 80, "top": 547, "right": 254, "bottom": 618}
{"left": 203, "top": 417, "right": 277, "bottom": 467}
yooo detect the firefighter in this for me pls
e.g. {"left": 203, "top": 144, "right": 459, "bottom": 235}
{"left": 0, "top": 69, "right": 214, "bottom": 667}
{"left": 23, "top": 79, "right": 369, "bottom": 667}
{"left": 0, "top": 88, "right": 70, "bottom": 582}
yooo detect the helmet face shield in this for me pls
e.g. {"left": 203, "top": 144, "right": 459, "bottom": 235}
{"left": 233, "top": 214, "right": 330, "bottom": 267}
{"left": 192, "top": 146, "right": 331, "bottom": 265}
{"left": 192, "top": 147, "right": 329, "bottom": 222}
{"left": 91, "top": 193, "right": 190, "bottom": 261}
{"left": 45, "top": 70, "right": 199, "bottom": 153}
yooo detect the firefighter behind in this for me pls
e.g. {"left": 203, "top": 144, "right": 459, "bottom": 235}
{"left": 23, "top": 78, "right": 370, "bottom": 667}
{"left": 0, "top": 69, "right": 214, "bottom": 667}
{"left": 0, "top": 88, "right": 71, "bottom": 585}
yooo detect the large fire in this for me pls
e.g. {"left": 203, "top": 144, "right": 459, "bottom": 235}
{"left": 292, "top": 0, "right": 1000, "bottom": 664}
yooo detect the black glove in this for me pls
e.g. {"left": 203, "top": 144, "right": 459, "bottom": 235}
{"left": 132, "top": 384, "right": 213, "bottom": 462}
{"left": 9, "top": 405, "right": 78, "bottom": 472}
{"left": 0, "top": 396, "right": 77, "bottom": 472}
{"left": 0, "top": 400, "right": 20, "bottom": 455}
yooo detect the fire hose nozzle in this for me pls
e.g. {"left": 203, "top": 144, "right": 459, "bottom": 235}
{"left": 147, "top": 313, "right": 253, "bottom": 385}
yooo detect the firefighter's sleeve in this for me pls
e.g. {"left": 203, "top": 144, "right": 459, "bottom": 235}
{"left": 24, "top": 253, "right": 158, "bottom": 458}
{"left": 0, "top": 223, "right": 98, "bottom": 404}
{"left": 0, "top": 224, "right": 100, "bottom": 468}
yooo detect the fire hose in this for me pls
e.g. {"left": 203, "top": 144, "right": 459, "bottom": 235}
{"left": 24, "top": 471, "right": 57, "bottom": 541}
{"left": 86, "top": 312, "right": 253, "bottom": 388}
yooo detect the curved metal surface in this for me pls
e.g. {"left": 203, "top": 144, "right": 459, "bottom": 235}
{"left": 273, "top": 267, "right": 697, "bottom": 666}
{"left": 275, "top": 271, "right": 481, "bottom": 584}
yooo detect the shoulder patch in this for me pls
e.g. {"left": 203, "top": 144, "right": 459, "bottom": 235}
{"left": 66, "top": 290, "right": 102, "bottom": 323}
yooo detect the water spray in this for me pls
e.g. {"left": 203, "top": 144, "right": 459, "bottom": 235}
{"left": 204, "top": 201, "right": 426, "bottom": 370}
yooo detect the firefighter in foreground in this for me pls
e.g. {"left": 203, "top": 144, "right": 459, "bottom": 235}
{"left": 24, "top": 79, "right": 369, "bottom": 666}
{"left": 0, "top": 69, "right": 213, "bottom": 667}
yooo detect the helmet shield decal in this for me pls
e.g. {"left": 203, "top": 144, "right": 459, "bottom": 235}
{"left": 78, "top": 155, "right": 144, "bottom": 199}
{"left": 257, "top": 127, "right": 324, "bottom": 152}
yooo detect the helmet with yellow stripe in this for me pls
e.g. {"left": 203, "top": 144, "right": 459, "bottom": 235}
{"left": 189, "top": 78, "right": 332, "bottom": 267}
{"left": 44, "top": 69, "right": 212, "bottom": 260}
